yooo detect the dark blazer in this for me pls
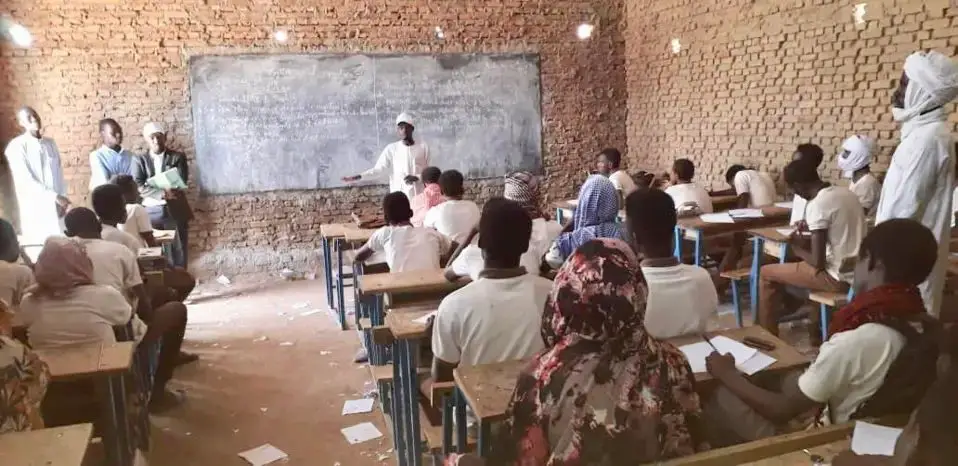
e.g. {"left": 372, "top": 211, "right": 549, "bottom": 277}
{"left": 131, "top": 149, "right": 193, "bottom": 223}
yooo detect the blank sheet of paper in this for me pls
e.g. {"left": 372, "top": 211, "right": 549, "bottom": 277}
{"left": 341, "top": 422, "right": 383, "bottom": 444}
{"left": 729, "top": 208, "right": 764, "bottom": 218}
{"left": 851, "top": 421, "right": 903, "bottom": 456}
{"left": 737, "top": 352, "right": 777, "bottom": 375}
{"left": 238, "top": 444, "right": 289, "bottom": 466}
{"left": 775, "top": 201, "right": 794, "bottom": 209}
{"left": 412, "top": 311, "right": 438, "bottom": 325}
{"left": 342, "top": 398, "right": 376, "bottom": 416}
{"left": 678, "top": 342, "right": 712, "bottom": 373}
{"left": 700, "top": 213, "right": 735, "bottom": 223}
{"left": 709, "top": 336, "right": 757, "bottom": 363}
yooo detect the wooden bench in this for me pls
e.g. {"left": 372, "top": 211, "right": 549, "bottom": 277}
{"left": 0, "top": 423, "right": 94, "bottom": 466}
{"left": 809, "top": 290, "right": 850, "bottom": 342}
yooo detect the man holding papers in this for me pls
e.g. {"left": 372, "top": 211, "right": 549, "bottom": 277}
{"left": 699, "top": 219, "right": 939, "bottom": 448}
{"left": 131, "top": 122, "right": 193, "bottom": 267}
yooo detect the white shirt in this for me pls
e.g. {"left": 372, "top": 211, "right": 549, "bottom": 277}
{"left": 450, "top": 218, "right": 563, "bottom": 279}
{"left": 364, "top": 225, "right": 451, "bottom": 272}
{"left": 798, "top": 323, "right": 906, "bottom": 424}
{"left": 641, "top": 263, "right": 718, "bottom": 339}
{"left": 608, "top": 170, "right": 637, "bottom": 196}
{"left": 876, "top": 111, "right": 955, "bottom": 317}
{"left": 120, "top": 204, "right": 152, "bottom": 248}
{"left": 849, "top": 173, "right": 881, "bottom": 218}
{"left": 151, "top": 152, "right": 165, "bottom": 176}
{"left": 20, "top": 284, "right": 133, "bottom": 348}
{"left": 101, "top": 224, "right": 141, "bottom": 254}
{"left": 665, "top": 183, "right": 714, "bottom": 214}
{"left": 732, "top": 170, "right": 777, "bottom": 207}
{"left": 789, "top": 194, "right": 808, "bottom": 226}
{"left": 952, "top": 186, "right": 958, "bottom": 228}
{"left": 432, "top": 273, "right": 551, "bottom": 366}
{"left": 805, "top": 186, "right": 867, "bottom": 282}
{"left": 361, "top": 140, "right": 430, "bottom": 200}
{"left": 423, "top": 200, "right": 481, "bottom": 244}
{"left": 0, "top": 262, "right": 35, "bottom": 326}
{"left": 4, "top": 133, "right": 67, "bottom": 242}
{"left": 76, "top": 238, "right": 143, "bottom": 294}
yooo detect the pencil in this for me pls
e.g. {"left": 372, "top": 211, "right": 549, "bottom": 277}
{"left": 700, "top": 333, "right": 718, "bottom": 352}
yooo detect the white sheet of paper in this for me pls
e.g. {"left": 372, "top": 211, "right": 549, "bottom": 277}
{"left": 238, "top": 444, "right": 289, "bottom": 466}
{"left": 729, "top": 208, "right": 764, "bottom": 218}
{"left": 851, "top": 421, "right": 903, "bottom": 456}
{"left": 775, "top": 228, "right": 794, "bottom": 237}
{"left": 700, "top": 212, "right": 735, "bottom": 223}
{"left": 775, "top": 201, "right": 794, "bottom": 209}
{"left": 412, "top": 311, "right": 438, "bottom": 325}
{"left": 138, "top": 247, "right": 162, "bottom": 258}
{"left": 737, "top": 351, "right": 777, "bottom": 376}
{"left": 678, "top": 337, "right": 761, "bottom": 374}
{"left": 142, "top": 197, "right": 166, "bottom": 207}
{"left": 341, "top": 422, "right": 383, "bottom": 444}
{"left": 678, "top": 342, "right": 712, "bottom": 373}
{"left": 342, "top": 398, "right": 376, "bottom": 415}
{"left": 709, "top": 335, "right": 758, "bottom": 363}
{"left": 567, "top": 199, "right": 579, "bottom": 207}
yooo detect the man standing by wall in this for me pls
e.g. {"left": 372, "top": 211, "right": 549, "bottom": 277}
{"left": 4, "top": 106, "right": 69, "bottom": 243}
{"left": 89, "top": 118, "right": 135, "bottom": 189}
{"left": 876, "top": 50, "right": 958, "bottom": 317}
{"left": 131, "top": 122, "right": 193, "bottom": 268}
{"left": 342, "top": 113, "right": 430, "bottom": 199}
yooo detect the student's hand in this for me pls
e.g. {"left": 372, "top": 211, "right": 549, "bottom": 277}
{"left": 403, "top": 175, "right": 419, "bottom": 184}
{"left": 705, "top": 352, "right": 737, "bottom": 379}
{"left": 342, "top": 175, "right": 361, "bottom": 183}
{"left": 56, "top": 195, "right": 71, "bottom": 208}
{"left": 794, "top": 219, "right": 809, "bottom": 233}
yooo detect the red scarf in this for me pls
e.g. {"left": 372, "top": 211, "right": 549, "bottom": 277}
{"left": 829, "top": 283, "right": 926, "bottom": 337}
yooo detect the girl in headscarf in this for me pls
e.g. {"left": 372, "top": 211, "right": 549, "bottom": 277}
{"left": 837, "top": 135, "right": 881, "bottom": 217}
{"left": 0, "top": 299, "right": 49, "bottom": 434}
{"left": 452, "top": 238, "right": 707, "bottom": 465}
{"left": 546, "top": 175, "right": 624, "bottom": 267}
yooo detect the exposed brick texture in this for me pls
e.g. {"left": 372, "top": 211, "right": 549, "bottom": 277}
{"left": 0, "top": 0, "right": 626, "bottom": 277}
{"left": 625, "top": 0, "right": 958, "bottom": 190}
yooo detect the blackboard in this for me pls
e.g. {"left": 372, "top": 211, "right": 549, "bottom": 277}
{"left": 188, "top": 53, "right": 543, "bottom": 195}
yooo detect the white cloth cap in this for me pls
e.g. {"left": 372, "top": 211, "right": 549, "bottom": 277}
{"left": 837, "top": 135, "right": 875, "bottom": 178}
{"left": 395, "top": 112, "right": 414, "bottom": 126}
{"left": 894, "top": 51, "right": 958, "bottom": 121}
{"left": 142, "top": 122, "right": 166, "bottom": 138}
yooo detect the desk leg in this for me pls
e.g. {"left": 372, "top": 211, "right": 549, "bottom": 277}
{"left": 441, "top": 395, "right": 454, "bottom": 455}
{"left": 750, "top": 237, "right": 764, "bottom": 322}
{"left": 478, "top": 421, "right": 492, "bottom": 457}
{"left": 819, "top": 303, "right": 830, "bottom": 343}
{"left": 779, "top": 243, "right": 787, "bottom": 264}
{"left": 673, "top": 227, "right": 681, "bottom": 259}
{"left": 392, "top": 349, "right": 407, "bottom": 460}
{"left": 395, "top": 339, "right": 423, "bottom": 466}
{"left": 102, "top": 374, "right": 132, "bottom": 466}
{"left": 555, "top": 207, "right": 563, "bottom": 225}
{"left": 371, "top": 294, "right": 385, "bottom": 365}
{"left": 323, "top": 237, "right": 333, "bottom": 308}
{"left": 694, "top": 231, "right": 703, "bottom": 266}
{"left": 336, "top": 238, "right": 346, "bottom": 318}
{"left": 454, "top": 388, "right": 468, "bottom": 454}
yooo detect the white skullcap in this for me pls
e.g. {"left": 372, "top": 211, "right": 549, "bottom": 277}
{"left": 142, "top": 122, "right": 167, "bottom": 138}
{"left": 395, "top": 113, "right": 414, "bottom": 126}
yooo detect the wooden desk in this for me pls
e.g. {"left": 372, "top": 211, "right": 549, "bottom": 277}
{"left": 321, "top": 222, "right": 378, "bottom": 330}
{"left": 451, "top": 326, "right": 810, "bottom": 458}
{"left": 344, "top": 227, "right": 376, "bottom": 244}
{"left": 35, "top": 342, "right": 135, "bottom": 466}
{"left": 153, "top": 229, "right": 175, "bottom": 244}
{"left": 0, "top": 423, "right": 94, "bottom": 466}
{"left": 675, "top": 207, "right": 791, "bottom": 266}
{"left": 320, "top": 223, "right": 353, "bottom": 312}
{"left": 711, "top": 194, "right": 740, "bottom": 212}
{"left": 745, "top": 439, "right": 847, "bottom": 466}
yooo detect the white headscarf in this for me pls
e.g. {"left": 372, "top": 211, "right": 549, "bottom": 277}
{"left": 893, "top": 51, "right": 958, "bottom": 122}
{"left": 837, "top": 135, "right": 876, "bottom": 178}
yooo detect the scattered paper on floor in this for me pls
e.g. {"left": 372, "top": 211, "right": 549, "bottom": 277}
{"left": 342, "top": 398, "right": 376, "bottom": 415}
{"left": 301, "top": 309, "right": 323, "bottom": 316}
{"left": 238, "top": 443, "right": 289, "bottom": 466}
{"left": 341, "top": 422, "right": 383, "bottom": 444}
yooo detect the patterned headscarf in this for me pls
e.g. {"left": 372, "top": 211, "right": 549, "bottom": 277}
{"left": 504, "top": 171, "right": 543, "bottom": 219}
{"left": 555, "top": 175, "right": 623, "bottom": 258}
{"left": 31, "top": 237, "right": 94, "bottom": 298}
{"left": 490, "top": 239, "right": 707, "bottom": 465}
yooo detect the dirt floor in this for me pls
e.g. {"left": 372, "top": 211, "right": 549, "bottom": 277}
{"left": 147, "top": 277, "right": 391, "bottom": 466}
{"left": 143, "top": 276, "right": 821, "bottom": 466}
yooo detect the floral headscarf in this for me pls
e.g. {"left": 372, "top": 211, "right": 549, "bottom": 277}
{"left": 555, "top": 176, "right": 623, "bottom": 258}
{"left": 492, "top": 238, "right": 707, "bottom": 465}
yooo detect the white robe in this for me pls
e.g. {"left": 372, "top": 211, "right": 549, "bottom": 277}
{"left": 875, "top": 108, "right": 956, "bottom": 317}
{"left": 362, "top": 140, "right": 429, "bottom": 200}
{"left": 3, "top": 133, "right": 67, "bottom": 243}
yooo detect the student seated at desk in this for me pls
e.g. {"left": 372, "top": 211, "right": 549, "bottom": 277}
{"left": 355, "top": 192, "right": 455, "bottom": 271}
{"left": 410, "top": 166, "right": 443, "bottom": 227}
{"left": 445, "top": 171, "right": 561, "bottom": 280}
{"left": 786, "top": 144, "right": 825, "bottom": 225}
{"left": 758, "top": 159, "right": 866, "bottom": 343}
{"left": 665, "top": 158, "right": 713, "bottom": 216}
{"left": 449, "top": 239, "right": 707, "bottom": 465}
{"left": 432, "top": 199, "right": 552, "bottom": 385}
{"left": 627, "top": 189, "right": 718, "bottom": 338}
{"left": 112, "top": 174, "right": 156, "bottom": 248}
{"left": 0, "top": 306, "right": 49, "bottom": 433}
{"left": 837, "top": 135, "right": 882, "bottom": 218}
{"left": 702, "top": 219, "right": 939, "bottom": 446}
{"left": 92, "top": 184, "right": 196, "bottom": 303}
{"left": 716, "top": 164, "right": 777, "bottom": 208}
{"left": 0, "top": 219, "right": 34, "bottom": 331}
{"left": 545, "top": 175, "right": 623, "bottom": 268}
{"left": 595, "top": 147, "right": 637, "bottom": 195}
{"left": 423, "top": 170, "right": 480, "bottom": 244}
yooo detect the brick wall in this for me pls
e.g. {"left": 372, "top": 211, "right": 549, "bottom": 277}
{"left": 0, "top": 0, "right": 627, "bottom": 277}
{"left": 625, "top": 0, "right": 958, "bottom": 190}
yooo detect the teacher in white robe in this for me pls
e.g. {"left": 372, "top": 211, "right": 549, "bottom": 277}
{"left": 876, "top": 50, "right": 958, "bottom": 317}
{"left": 3, "top": 107, "right": 69, "bottom": 243}
{"left": 342, "top": 113, "right": 430, "bottom": 200}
